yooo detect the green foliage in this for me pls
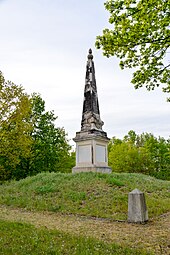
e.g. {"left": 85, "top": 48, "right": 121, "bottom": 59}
{"left": 0, "top": 172, "right": 169, "bottom": 220}
{"left": 0, "top": 220, "right": 152, "bottom": 255}
{"left": 0, "top": 71, "right": 33, "bottom": 181}
{"left": 25, "top": 93, "right": 73, "bottom": 176}
{"left": 96, "top": 0, "right": 170, "bottom": 99}
{"left": 108, "top": 131, "right": 170, "bottom": 180}
{"left": 0, "top": 72, "right": 74, "bottom": 181}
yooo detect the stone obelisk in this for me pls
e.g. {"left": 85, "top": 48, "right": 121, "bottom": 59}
{"left": 72, "top": 49, "right": 112, "bottom": 173}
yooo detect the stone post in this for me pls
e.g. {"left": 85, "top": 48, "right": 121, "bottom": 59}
{"left": 128, "top": 188, "right": 148, "bottom": 223}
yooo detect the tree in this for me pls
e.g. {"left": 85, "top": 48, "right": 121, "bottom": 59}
{"left": 109, "top": 134, "right": 151, "bottom": 175}
{"left": 139, "top": 133, "right": 170, "bottom": 179}
{"left": 0, "top": 72, "right": 74, "bottom": 181}
{"left": 0, "top": 71, "right": 33, "bottom": 181}
{"left": 108, "top": 131, "right": 170, "bottom": 180}
{"left": 96, "top": 0, "right": 170, "bottom": 100}
{"left": 23, "top": 93, "right": 73, "bottom": 176}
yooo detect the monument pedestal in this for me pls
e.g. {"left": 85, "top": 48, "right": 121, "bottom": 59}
{"left": 72, "top": 130, "right": 112, "bottom": 174}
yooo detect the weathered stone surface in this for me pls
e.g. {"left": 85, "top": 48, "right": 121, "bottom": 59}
{"left": 72, "top": 49, "right": 112, "bottom": 174}
{"left": 72, "top": 166, "right": 112, "bottom": 174}
{"left": 128, "top": 189, "right": 148, "bottom": 223}
{"left": 81, "top": 49, "right": 104, "bottom": 132}
{"left": 73, "top": 129, "right": 109, "bottom": 142}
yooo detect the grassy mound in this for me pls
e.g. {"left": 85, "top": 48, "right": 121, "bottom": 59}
{"left": 0, "top": 172, "right": 169, "bottom": 220}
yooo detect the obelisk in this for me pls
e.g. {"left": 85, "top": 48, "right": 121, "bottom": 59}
{"left": 72, "top": 49, "right": 112, "bottom": 173}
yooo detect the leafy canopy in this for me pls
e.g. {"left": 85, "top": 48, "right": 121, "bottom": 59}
{"left": 0, "top": 72, "right": 74, "bottom": 181}
{"left": 29, "top": 93, "right": 73, "bottom": 175}
{"left": 108, "top": 130, "right": 170, "bottom": 180}
{"left": 96, "top": 0, "right": 170, "bottom": 100}
{"left": 0, "top": 71, "right": 33, "bottom": 180}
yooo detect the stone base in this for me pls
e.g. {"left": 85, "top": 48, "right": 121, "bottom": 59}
{"left": 72, "top": 166, "right": 112, "bottom": 174}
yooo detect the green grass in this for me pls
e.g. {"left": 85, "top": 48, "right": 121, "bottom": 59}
{"left": 0, "top": 172, "right": 169, "bottom": 220}
{"left": 0, "top": 219, "right": 152, "bottom": 255}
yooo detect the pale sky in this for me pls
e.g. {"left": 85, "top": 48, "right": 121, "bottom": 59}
{"left": 0, "top": 0, "right": 169, "bottom": 146}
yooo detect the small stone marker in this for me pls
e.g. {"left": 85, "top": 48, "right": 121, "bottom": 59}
{"left": 128, "top": 188, "right": 148, "bottom": 223}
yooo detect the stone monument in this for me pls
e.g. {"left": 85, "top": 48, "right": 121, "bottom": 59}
{"left": 72, "top": 49, "right": 112, "bottom": 173}
{"left": 128, "top": 189, "right": 148, "bottom": 223}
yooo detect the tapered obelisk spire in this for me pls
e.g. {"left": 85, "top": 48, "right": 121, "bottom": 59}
{"left": 81, "top": 49, "right": 104, "bottom": 131}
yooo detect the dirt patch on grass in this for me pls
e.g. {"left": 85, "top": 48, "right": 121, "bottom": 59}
{"left": 0, "top": 205, "right": 169, "bottom": 255}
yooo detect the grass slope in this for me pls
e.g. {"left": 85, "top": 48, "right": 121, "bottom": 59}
{"left": 0, "top": 172, "right": 169, "bottom": 220}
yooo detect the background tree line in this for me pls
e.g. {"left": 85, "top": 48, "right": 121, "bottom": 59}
{"left": 108, "top": 130, "right": 170, "bottom": 180}
{"left": 0, "top": 71, "right": 75, "bottom": 181}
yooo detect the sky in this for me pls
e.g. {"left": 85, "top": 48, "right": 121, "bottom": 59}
{"left": 0, "top": 0, "right": 169, "bottom": 146}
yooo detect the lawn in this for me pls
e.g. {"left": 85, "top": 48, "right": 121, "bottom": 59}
{"left": 0, "top": 219, "right": 152, "bottom": 255}
{"left": 0, "top": 172, "right": 169, "bottom": 254}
